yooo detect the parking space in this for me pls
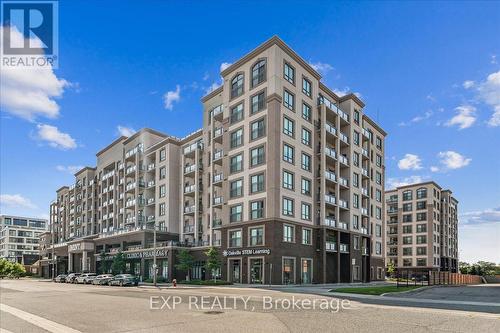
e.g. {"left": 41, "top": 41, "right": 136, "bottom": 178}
{"left": 389, "top": 284, "right": 500, "bottom": 303}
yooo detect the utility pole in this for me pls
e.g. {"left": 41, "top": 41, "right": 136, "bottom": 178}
{"left": 153, "top": 223, "right": 157, "bottom": 287}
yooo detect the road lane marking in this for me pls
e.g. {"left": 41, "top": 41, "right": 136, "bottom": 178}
{"left": 0, "top": 304, "right": 82, "bottom": 333}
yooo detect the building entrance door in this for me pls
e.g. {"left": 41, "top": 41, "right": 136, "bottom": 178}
{"left": 249, "top": 258, "right": 263, "bottom": 284}
{"left": 230, "top": 259, "right": 241, "bottom": 283}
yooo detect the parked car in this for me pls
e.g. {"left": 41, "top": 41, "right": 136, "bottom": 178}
{"left": 92, "top": 274, "right": 114, "bottom": 285}
{"left": 65, "top": 273, "right": 81, "bottom": 283}
{"left": 54, "top": 274, "right": 67, "bottom": 283}
{"left": 76, "top": 273, "right": 96, "bottom": 284}
{"left": 108, "top": 274, "right": 139, "bottom": 286}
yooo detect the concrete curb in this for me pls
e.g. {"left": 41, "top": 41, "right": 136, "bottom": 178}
{"left": 381, "top": 286, "right": 434, "bottom": 297}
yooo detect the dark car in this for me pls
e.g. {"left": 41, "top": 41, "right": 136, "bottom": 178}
{"left": 92, "top": 274, "right": 114, "bottom": 285}
{"left": 65, "top": 273, "right": 81, "bottom": 283}
{"left": 108, "top": 274, "right": 139, "bottom": 286}
{"left": 54, "top": 274, "right": 67, "bottom": 283}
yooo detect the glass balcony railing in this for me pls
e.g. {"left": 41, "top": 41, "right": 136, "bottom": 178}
{"left": 325, "top": 241, "right": 337, "bottom": 252}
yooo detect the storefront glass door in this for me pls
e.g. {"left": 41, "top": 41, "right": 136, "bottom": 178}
{"left": 301, "top": 259, "right": 312, "bottom": 284}
{"left": 249, "top": 258, "right": 263, "bottom": 284}
{"left": 230, "top": 259, "right": 241, "bottom": 283}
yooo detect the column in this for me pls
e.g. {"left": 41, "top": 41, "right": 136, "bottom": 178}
{"left": 82, "top": 251, "right": 88, "bottom": 272}
{"left": 68, "top": 253, "right": 73, "bottom": 273}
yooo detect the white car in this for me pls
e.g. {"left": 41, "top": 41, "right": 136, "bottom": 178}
{"left": 76, "top": 273, "right": 96, "bottom": 284}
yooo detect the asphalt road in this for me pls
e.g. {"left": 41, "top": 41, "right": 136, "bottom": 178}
{"left": 1, "top": 279, "right": 499, "bottom": 333}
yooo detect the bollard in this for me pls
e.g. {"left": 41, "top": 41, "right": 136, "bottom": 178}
{"left": 172, "top": 278, "right": 177, "bottom": 287}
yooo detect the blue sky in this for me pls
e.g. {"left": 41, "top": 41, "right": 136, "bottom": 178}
{"left": 1, "top": 1, "right": 499, "bottom": 262}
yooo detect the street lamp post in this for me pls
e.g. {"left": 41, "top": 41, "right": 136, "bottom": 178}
{"left": 153, "top": 223, "right": 157, "bottom": 287}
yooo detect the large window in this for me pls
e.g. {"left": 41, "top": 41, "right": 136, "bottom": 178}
{"left": 250, "top": 146, "right": 265, "bottom": 166}
{"left": 283, "top": 224, "right": 294, "bottom": 242}
{"left": 282, "top": 198, "right": 294, "bottom": 217}
{"left": 301, "top": 153, "right": 311, "bottom": 171}
{"left": 230, "top": 179, "right": 243, "bottom": 198}
{"left": 230, "top": 154, "right": 243, "bottom": 173}
{"left": 302, "top": 228, "right": 312, "bottom": 245}
{"left": 302, "top": 78, "right": 311, "bottom": 97}
{"left": 416, "top": 201, "right": 426, "bottom": 210}
{"left": 283, "top": 90, "right": 295, "bottom": 110}
{"left": 251, "top": 91, "right": 265, "bottom": 114}
{"left": 231, "top": 74, "right": 244, "bottom": 98}
{"left": 230, "top": 128, "right": 243, "bottom": 148}
{"left": 402, "top": 190, "right": 413, "bottom": 201}
{"left": 282, "top": 170, "right": 294, "bottom": 190}
{"left": 230, "top": 205, "right": 243, "bottom": 223}
{"left": 301, "top": 177, "right": 311, "bottom": 196}
{"left": 301, "top": 128, "right": 311, "bottom": 146}
{"left": 252, "top": 60, "right": 266, "bottom": 87}
{"left": 416, "top": 212, "right": 427, "bottom": 221}
{"left": 416, "top": 235, "right": 427, "bottom": 244}
{"left": 302, "top": 103, "right": 311, "bottom": 121}
{"left": 249, "top": 227, "right": 264, "bottom": 246}
{"left": 250, "top": 173, "right": 264, "bottom": 193}
{"left": 283, "top": 144, "right": 294, "bottom": 164}
{"left": 403, "top": 203, "right": 412, "bottom": 212}
{"left": 230, "top": 103, "right": 244, "bottom": 124}
{"left": 283, "top": 117, "right": 294, "bottom": 137}
{"left": 250, "top": 118, "right": 265, "bottom": 140}
{"left": 301, "top": 203, "right": 311, "bottom": 220}
{"left": 250, "top": 201, "right": 264, "bottom": 220}
{"left": 229, "top": 229, "right": 242, "bottom": 247}
{"left": 284, "top": 62, "right": 295, "bottom": 83}
{"left": 416, "top": 187, "right": 427, "bottom": 199}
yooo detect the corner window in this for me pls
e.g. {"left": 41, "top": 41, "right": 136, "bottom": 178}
{"left": 251, "top": 60, "right": 266, "bottom": 87}
{"left": 302, "top": 78, "right": 311, "bottom": 97}
{"left": 284, "top": 62, "right": 295, "bottom": 84}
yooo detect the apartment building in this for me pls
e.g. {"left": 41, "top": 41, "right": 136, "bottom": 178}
{"left": 0, "top": 215, "right": 47, "bottom": 266}
{"left": 385, "top": 181, "right": 459, "bottom": 273}
{"left": 40, "top": 36, "right": 386, "bottom": 284}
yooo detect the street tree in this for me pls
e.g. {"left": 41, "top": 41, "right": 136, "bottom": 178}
{"left": 175, "top": 249, "right": 194, "bottom": 281}
{"left": 205, "top": 247, "right": 221, "bottom": 282}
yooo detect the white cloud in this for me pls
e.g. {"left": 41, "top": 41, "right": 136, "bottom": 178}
{"left": 220, "top": 62, "right": 232, "bottom": 72}
{"left": 386, "top": 175, "right": 426, "bottom": 190}
{"left": 0, "top": 194, "right": 36, "bottom": 209}
{"left": 398, "top": 154, "right": 423, "bottom": 170}
{"left": 117, "top": 125, "right": 136, "bottom": 137}
{"left": 163, "top": 85, "right": 181, "bottom": 110}
{"left": 37, "top": 124, "right": 77, "bottom": 150}
{"left": 435, "top": 151, "right": 471, "bottom": 171}
{"left": 0, "top": 26, "right": 70, "bottom": 121}
{"left": 491, "top": 55, "right": 498, "bottom": 65}
{"left": 332, "top": 87, "right": 349, "bottom": 97}
{"left": 309, "top": 61, "right": 334, "bottom": 75}
{"left": 476, "top": 71, "right": 500, "bottom": 127}
{"left": 445, "top": 105, "right": 477, "bottom": 129}
{"left": 462, "top": 80, "right": 475, "bottom": 89}
{"left": 401, "top": 110, "right": 434, "bottom": 126}
{"left": 459, "top": 219, "right": 500, "bottom": 263}
{"left": 205, "top": 82, "right": 222, "bottom": 94}
{"left": 56, "top": 165, "right": 84, "bottom": 174}
{"left": 461, "top": 207, "right": 500, "bottom": 225}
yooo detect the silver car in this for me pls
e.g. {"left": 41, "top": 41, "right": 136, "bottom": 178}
{"left": 76, "top": 273, "right": 96, "bottom": 284}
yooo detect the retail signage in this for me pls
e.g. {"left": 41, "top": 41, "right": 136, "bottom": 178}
{"left": 222, "top": 248, "right": 271, "bottom": 257}
{"left": 126, "top": 249, "right": 166, "bottom": 259}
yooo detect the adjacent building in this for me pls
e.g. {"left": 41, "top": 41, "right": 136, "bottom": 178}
{"left": 40, "top": 36, "right": 387, "bottom": 284}
{"left": 0, "top": 215, "right": 48, "bottom": 269}
{"left": 385, "top": 182, "right": 459, "bottom": 273}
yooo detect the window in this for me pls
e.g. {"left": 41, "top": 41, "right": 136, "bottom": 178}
{"left": 403, "top": 203, "right": 412, "bottom": 212}
{"left": 376, "top": 189, "right": 382, "bottom": 202}
{"left": 403, "top": 214, "right": 413, "bottom": 222}
{"left": 403, "top": 236, "right": 413, "bottom": 245}
{"left": 283, "top": 144, "right": 294, "bottom": 164}
{"left": 353, "top": 236, "right": 360, "bottom": 249}
{"left": 283, "top": 117, "right": 294, "bottom": 137}
{"left": 250, "top": 201, "right": 264, "bottom": 219}
{"left": 302, "top": 103, "right": 311, "bottom": 121}
{"left": 230, "top": 103, "right": 243, "bottom": 124}
{"left": 353, "top": 173, "right": 359, "bottom": 187}
{"left": 230, "top": 179, "right": 243, "bottom": 198}
{"left": 376, "top": 172, "right": 382, "bottom": 185}
{"left": 376, "top": 154, "right": 382, "bottom": 167}
{"left": 301, "top": 153, "right": 311, "bottom": 171}
{"left": 251, "top": 91, "right": 265, "bottom": 114}
{"left": 284, "top": 62, "right": 295, "bottom": 83}
{"left": 375, "top": 242, "right": 382, "bottom": 255}
{"left": 354, "top": 110, "right": 360, "bottom": 124}
{"left": 249, "top": 227, "right": 264, "bottom": 246}
{"left": 301, "top": 203, "right": 311, "bottom": 220}
{"left": 353, "top": 131, "right": 360, "bottom": 145}
{"left": 416, "top": 235, "right": 427, "bottom": 244}
{"left": 230, "top": 154, "right": 243, "bottom": 173}
{"left": 302, "top": 78, "right": 311, "bottom": 97}
{"left": 159, "top": 185, "right": 166, "bottom": 198}
{"left": 417, "top": 247, "right": 427, "bottom": 255}
{"left": 250, "top": 119, "right": 265, "bottom": 140}
{"left": 417, "top": 212, "right": 427, "bottom": 221}
{"left": 282, "top": 170, "right": 294, "bottom": 190}
{"left": 301, "top": 178, "right": 311, "bottom": 195}
{"left": 252, "top": 60, "right": 266, "bottom": 87}
{"left": 376, "top": 136, "right": 382, "bottom": 149}
{"left": 159, "top": 203, "right": 165, "bottom": 216}
{"left": 250, "top": 146, "right": 265, "bottom": 166}
{"left": 229, "top": 229, "right": 242, "bottom": 247}
{"left": 375, "top": 224, "right": 382, "bottom": 237}
{"left": 403, "top": 190, "right": 413, "bottom": 201}
{"left": 301, "top": 128, "right": 311, "bottom": 146}
{"left": 230, "top": 128, "right": 243, "bottom": 148}
{"left": 283, "top": 224, "right": 294, "bottom": 242}
{"left": 403, "top": 259, "right": 412, "bottom": 267}
{"left": 250, "top": 173, "right": 264, "bottom": 193}
{"left": 416, "top": 188, "right": 427, "bottom": 199}
{"left": 283, "top": 90, "right": 295, "bottom": 110}
{"left": 352, "top": 215, "right": 359, "bottom": 229}
{"left": 403, "top": 225, "right": 412, "bottom": 234}
{"left": 160, "top": 167, "right": 166, "bottom": 179}
{"left": 403, "top": 247, "right": 412, "bottom": 256}
{"left": 160, "top": 149, "right": 166, "bottom": 161}
{"left": 231, "top": 74, "right": 244, "bottom": 98}
{"left": 416, "top": 224, "right": 427, "bottom": 233}
{"left": 282, "top": 198, "right": 294, "bottom": 216}
{"left": 353, "top": 152, "right": 360, "bottom": 167}
{"left": 353, "top": 194, "right": 359, "bottom": 208}
{"left": 302, "top": 228, "right": 312, "bottom": 245}
{"left": 416, "top": 201, "right": 426, "bottom": 210}
{"left": 230, "top": 205, "right": 243, "bottom": 223}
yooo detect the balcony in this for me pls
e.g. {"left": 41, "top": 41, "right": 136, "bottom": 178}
{"left": 184, "top": 184, "right": 196, "bottom": 194}
{"left": 339, "top": 155, "right": 349, "bottom": 166}
{"left": 325, "top": 241, "right": 337, "bottom": 252}
{"left": 126, "top": 182, "right": 136, "bottom": 192}
{"left": 147, "top": 198, "right": 155, "bottom": 205}
{"left": 361, "top": 187, "right": 369, "bottom": 197}
{"left": 147, "top": 163, "right": 155, "bottom": 171}
{"left": 212, "top": 218, "right": 222, "bottom": 228}
{"left": 338, "top": 221, "right": 348, "bottom": 230}
{"left": 362, "top": 247, "right": 369, "bottom": 256}
{"left": 125, "top": 199, "right": 136, "bottom": 208}
{"left": 361, "top": 207, "right": 369, "bottom": 216}
{"left": 184, "top": 164, "right": 196, "bottom": 175}
{"left": 339, "top": 243, "right": 349, "bottom": 253}
{"left": 146, "top": 215, "right": 155, "bottom": 222}
{"left": 339, "top": 177, "right": 348, "bottom": 188}
{"left": 213, "top": 149, "right": 223, "bottom": 162}
{"left": 213, "top": 172, "right": 223, "bottom": 184}
{"left": 184, "top": 205, "right": 195, "bottom": 214}
{"left": 119, "top": 193, "right": 124, "bottom": 199}
{"left": 183, "top": 142, "right": 202, "bottom": 155}
{"left": 325, "top": 147, "right": 337, "bottom": 160}
{"left": 126, "top": 165, "right": 136, "bottom": 175}
{"left": 325, "top": 194, "right": 336, "bottom": 205}
{"left": 184, "top": 225, "right": 195, "bottom": 233}
{"left": 325, "top": 216, "right": 336, "bottom": 227}
{"left": 325, "top": 170, "right": 336, "bottom": 182}
{"left": 213, "top": 239, "right": 221, "bottom": 246}
{"left": 147, "top": 180, "right": 155, "bottom": 188}
{"left": 213, "top": 196, "right": 223, "bottom": 206}
{"left": 325, "top": 122, "right": 337, "bottom": 136}
{"left": 361, "top": 168, "right": 369, "bottom": 177}
{"left": 213, "top": 127, "right": 223, "bottom": 139}
{"left": 212, "top": 104, "right": 223, "bottom": 118}
{"left": 339, "top": 132, "right": 349, "bottom": 145}
{"left": 362, "top": 148, "right": 369, "bottom": 158}
{"left": 362, "top": 128, "right": 371, "bottom": 139}
{"left": 339, "top": 199, "right": 349, "bottom": 209}
{"left": 118, "top": 163, "right": 124, "bottom": 170}
{"left": 119, "top": 208, "right": 124, "bottom": 214}
{"left": 125, "top": 216, "right": 136, "bottom": 224}
{"left": 361, "top": 227, "right": 369, "bottom": 235}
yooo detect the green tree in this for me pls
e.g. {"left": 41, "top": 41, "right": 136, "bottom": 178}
{"left": 459, "top": 262, "right": 471, "bottom": 275}
{"left": 99, "top": 251, "right": 110, "bottom": 274}
{"left": 10, "top": 262, "right": 26, "bottom": 278}
{"left": 205, "top": 247, "right": 221, "bottom": 282}
{"left": 386, "top": 262, "right": 395, "bottom": 277}
{"left": 476, "top": 261, "right": 496, "bottom": 276}
{"left": 175, "top": 249, "right": 194, "bottom": 281}
{"left": 111, "top": 251, "right": 126, "bottom": 275}
{"left": 0, "top": 258, "right": 13, "bottom": 278}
